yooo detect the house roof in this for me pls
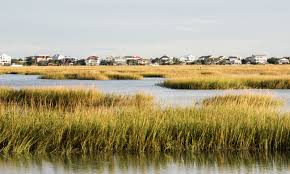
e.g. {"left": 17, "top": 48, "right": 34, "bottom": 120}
{"left": 0, "top": 53, "right": 12, "bottom": 59}
{"left": 160, "top": 55, "right": 170, "bottom": 59}
{"left": 87, "top": 56, "right": 100, "bottom": 60}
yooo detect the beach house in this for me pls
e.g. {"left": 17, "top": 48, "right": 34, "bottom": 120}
{"left": 179, "top": 54, "right": 197, "bottom": 64}
{"left": 197, "top": 55, "right": 224, "bottom": 64}
{"left": 0, "top": 53, "right": 12, "bottom": 66}
{"left": 278, "top": 58, "right": 289, "bottom": 64}
{"left": 226, "top": 56, "right": 242, "bottom": 64}
{"left": 86, "top": 56, "right": 101, "bottom": 66}
{"left": 113, "top": 56, "right": 127, "bottom": 65}
{"left": 25, "top": 55, "right": 52, "bottom": 63}
{"left": 123, "top": 56, "right": 149, "bottom": 65}
{"left": 250, "top": 55, "right": 267, "bottom": 64}
{"left": 52, "top": 54, "right": 65, "bottom": 60}
{"left": 159, "top": 55, "right": 174, "bottom": 65}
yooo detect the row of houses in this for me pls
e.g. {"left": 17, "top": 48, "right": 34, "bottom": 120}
{"left": 1, "top": 53, "right": 290, "bottom": 66}
{"left": 151, "top": 55, "right": 290, "bottom": 65}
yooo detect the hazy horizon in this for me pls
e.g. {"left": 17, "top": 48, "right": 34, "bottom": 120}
{"left": 1, "top": 0, "right": 290, "bottom": 58}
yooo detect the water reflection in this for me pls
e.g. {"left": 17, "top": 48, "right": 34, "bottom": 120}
{"left": 1, "top": 152, "right": 290, "bottom": 174}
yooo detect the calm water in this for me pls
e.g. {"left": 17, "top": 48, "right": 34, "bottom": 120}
{"left": 1, "top": 152, "right": 290, "bottom": 174}
{"left": 1, "top": 74, "right": 290, "bottom": 174}
{"left": 0, "top": 74, "right": 290, "bottom": 109}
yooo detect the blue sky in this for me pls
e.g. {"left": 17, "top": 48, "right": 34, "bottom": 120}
{"left": 1, "top": 0, "right": 290, "bottom": 58}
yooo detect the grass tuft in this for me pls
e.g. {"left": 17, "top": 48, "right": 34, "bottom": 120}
{"left": 202, "top": 94, "right": 283, "bottom": 108}
{"left": 106, "top": 73, "right": 143, "bottom": 80}
{"left": 0, "top": 88, "right": 152, "bottom": 110}
{"left": 161, "top": 77, "right": 290, "bottom": 89}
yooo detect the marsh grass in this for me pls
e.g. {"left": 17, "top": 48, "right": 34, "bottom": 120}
{"left": 0, "top": 65, "right": 289, "bottom": 81}
{"left": 39, "top": 73, "right": 109, "bottom": 80}
{"left": 0, "top": 88, "right": 289, "bottom": 154}
{"left": 161, "top": 77, "right": 290, "bottom": 89}
{"left": 0, "top": 88, "right": 152, "bottom": 110}
{"left": 202, "top": 94, "right": 283, "bottom": 108}
{"left": 39, "top": 72, "right": 143, "bottom": 80}
{"left": 106, "top": 73, "right": 143, "bottom": 80}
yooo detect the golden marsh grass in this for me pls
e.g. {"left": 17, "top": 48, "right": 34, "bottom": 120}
{"left": 0, "top": 65, "right": 289, "bottom": 79}
{"left": 161, "top": 76, "right": 290, "bottom": 89}
{"left": 0, "top": 88, "right": 289, "bottom": 154}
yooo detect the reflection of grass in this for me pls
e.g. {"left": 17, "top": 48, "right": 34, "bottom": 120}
{"left": 1, "top": 152, "right": 290, "bottom": 173}
{"left": 0, "top": 88, "right": 289, "bottom": 154}
{"left": 161, "top": 77, "right": 290, "bottom": 89}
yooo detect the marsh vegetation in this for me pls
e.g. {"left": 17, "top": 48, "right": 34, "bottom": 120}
{"left": 0, "top": 87, "right": 289, "bottom": 155}
{"left": 161, "top": 77, "right": 290, "bottom": 89}
{"left": 1, "top": 65, "right": 290, "bottom": 89}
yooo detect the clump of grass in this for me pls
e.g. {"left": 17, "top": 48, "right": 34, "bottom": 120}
{"left": 161, "top": 78, "right": 290, "bottom": 89}
{"left": 0, "top": 88, "right": 152, "bottom": 109}
{"left": 40, "top": 72, "right": 143, "bottom": 80}
{"left": 0, "top": 90, "right": 289, "bottom": 154}
{"left": 202, "top": 94, "right": 283, "bottom": 108}
{"left": 161, "top": 78, "right": 245, "bottom": 89}
{"left": 106, "top": 73, "right": 143, "bottom": 80}
{"left": 244, "top": 79, "right": 290, "bottom": 89}
{"left": 0, "top": 99, "right": 289, "bottom": 154}
{"left": 39, "top": 73, "right": 108, "bottom": 80}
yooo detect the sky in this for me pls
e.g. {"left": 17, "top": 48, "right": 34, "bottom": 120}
{"left": 1, "top": 0, "right": 290, "bottom": 58}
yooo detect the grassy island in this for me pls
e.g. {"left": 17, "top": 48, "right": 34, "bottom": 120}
{"left": 161, "top": 77, "right": 290, "bottom": 89}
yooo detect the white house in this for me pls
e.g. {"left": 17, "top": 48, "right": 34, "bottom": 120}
{"left": 86, "top": 56, "right": 101, "bottom": 66}
{"left": 198, "top": 55, "right": 214, "bottom": 61}
{"left": 123, "top": 56, "right": 149, "bottom": 65}
{"left": 114, "top": 56, "right": 127, "bottom": 65}
{"left": 52, "top": 54, "right": 65, "bottom": 60}
{"left": 179, "top": 54, "right": 197, "bottom": 64}
{"left": 0, "top": 53, "right": 12, "bottom": 66}
{"left": 251, "top": 55, "right": 267, "bottom": 64}
{"left": 160, "top": 55, "right": 174, "bottom": 65}
{"left": 226, "top": 56, "right": 242, "bottom": 64}
{"left": 278, "top": 58, "right": 289, "bottom": 64}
